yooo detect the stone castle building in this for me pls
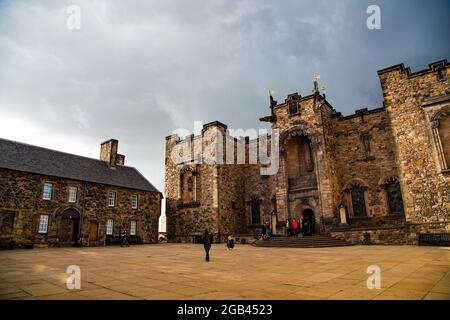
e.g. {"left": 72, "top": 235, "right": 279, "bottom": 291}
{"left": 165, "top": 59, "right": 449, "bottom": 244}
{"left": 0, "top": 138, "right": 162, "bottom": 248}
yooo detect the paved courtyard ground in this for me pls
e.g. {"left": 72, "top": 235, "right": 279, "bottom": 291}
{"left": 0, "top": 244, "right": 449, "bottom": 300}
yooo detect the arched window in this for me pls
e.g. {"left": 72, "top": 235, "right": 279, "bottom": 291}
{"left": 350, "top": 184, "right": 367, "bottom": 217}
{"left": 180, "top": 167, "right": 197, "bottom": 204}
{"left": 431, "top": 108, "right": 450, "bottom": 171}
{"left": 385, "top": 179, "right": 404, "bottom": 216}
{"left": 251, "top": 197, "right": 261, "bottom": 225}
{"left": 438, "top": 114, "right": 450, "bottom": 167}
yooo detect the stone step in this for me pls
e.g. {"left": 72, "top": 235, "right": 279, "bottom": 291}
{"left": 253, "top": 234, "right": 353, "bottom": 248}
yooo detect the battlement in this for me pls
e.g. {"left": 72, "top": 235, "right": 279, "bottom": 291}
{"left": 165, "top": 121, "right": 272, "bottom": 147}
{"left": 377, "top": 59, "right": 448, "bottom": 78}
{"left": 332, "top": 106, "right": 386, "bottom": 121}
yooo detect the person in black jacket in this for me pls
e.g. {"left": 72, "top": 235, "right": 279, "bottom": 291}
{"left": 202, "top": 229, "right": 213, "bottom": 262}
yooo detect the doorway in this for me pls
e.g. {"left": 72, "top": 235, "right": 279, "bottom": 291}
{"left": 301, "top": 209, "right": 316, "bottom": 235}
{"left": 59, "top": 209, "right": 80, "bottom": 243}
{"left": 89, "top": 221, "right": 98, "bottom": 241}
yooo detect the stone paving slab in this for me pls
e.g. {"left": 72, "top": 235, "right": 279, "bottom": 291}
{"left": 0, "top": 244, "right": 449, "bottom": 300}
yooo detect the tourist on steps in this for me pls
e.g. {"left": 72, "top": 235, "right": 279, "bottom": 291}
{"left": 265, "top": 222, "right": 271, "bottom": 240}
{"left": 286, "top": 219, "right": 291, "bottom": 236}
{"left": 261, "top": 224, "right": 267, "bottom": 240}
{"left": 202, "top": 229, "right": 213, "bottom": 262}
{"left": 292, "top": 218, "right": 299, "bottom": 237}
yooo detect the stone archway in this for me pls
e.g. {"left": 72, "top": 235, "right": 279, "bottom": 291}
{"left": 301, "top": 208, "right": 316, "bottom": 235}
{"left": 58, "top": 208, "right": 80, "bottom": 243}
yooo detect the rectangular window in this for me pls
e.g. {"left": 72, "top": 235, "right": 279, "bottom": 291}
{"left": 130, "top": 221, "right": 137, "bottom": 236}
{"left": 131, "top": 195, "right": 138, "bottom": 209}
{"left": 38, "top": 215, "right": 49, "bottom": 233}
{"left": 42, "top": 183, "right": 53, "bottom": 200}
{"left": 288, "top": 101, "right": 299, "bottom": 115}
{"left": 68, "top": 187, "right": 77, "bottom": 203}
{"left": 108, "top": 191, "right": 116, "bottom": 207}
{"left": 106, "top": 219, "right": 114, "bottom": 235}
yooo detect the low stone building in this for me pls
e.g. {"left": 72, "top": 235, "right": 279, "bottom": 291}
{"left": 0, "top": 138, "right": 162, "bottom": 248}
{"left": 165, "top": 59, "right": 449, "bottom": 244}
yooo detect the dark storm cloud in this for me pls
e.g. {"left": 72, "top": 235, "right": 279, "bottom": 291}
{"left": 0, "top": 0, "right": 448, "bottom": 201}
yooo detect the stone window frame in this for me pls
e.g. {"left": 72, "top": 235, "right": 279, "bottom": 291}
{"left": 343, "top": 179, "right": 370, "bottom": 219}
{"left": 428, "top": 104, "right": 450, "bottom": 175}
{"left": 42, "top": 182, "right": 53, "bottom": 201}
{"left": 38, "top": 214, "right": 49, "bottom": 234}
{"left": 108, "top": 191, "right": 117, "bottom": 207}
{"left": 106, "top": 219, "right": 114, "bottom": 235}
{"left": 68, "top": 186, "right": 78, "bottom": 203}
{"left": 179, "top": 165, "right": 198, "bottom": 204}
{"left": 0, "top": 210, "right": 15, "bottom": 236}
{"left": 288, "top": 101, "right": 300, "bottom": 116}
{"left": 131, "top": 195, "right": 138, "bottom": 210}
{"left": 379, "top": 176, "right": 405, "bottom": 216}
{"left": 247, "top": 196, "right": 262, "bottom": 226}
{"left": 130, "top": 220, "right": 137, "bottom": 236}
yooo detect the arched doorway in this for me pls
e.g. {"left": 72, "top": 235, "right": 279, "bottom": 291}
{"left": 301, "top": 209, "right": 316, "bottom": 235}
{"left": 59, "top": 209, "right": 80, "bottom": 243}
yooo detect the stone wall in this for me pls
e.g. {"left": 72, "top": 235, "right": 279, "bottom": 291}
{"left": 0, "top": 168, "right": 161, "bottom": 247}
{"left": 378, "top": 60, "right": 450, "bottom": 230}
{"left": 331, "top": 107, "right": 401, "bottom": 224}
{"left": 164, "top": 59, "right": 450, "bottom": 245}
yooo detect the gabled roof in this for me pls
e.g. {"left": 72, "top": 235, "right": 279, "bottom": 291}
{"left": 0, "top": 138, "right": 160, "bottom": 193}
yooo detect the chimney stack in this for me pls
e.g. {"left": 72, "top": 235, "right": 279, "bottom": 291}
{"left": 100, "top": 139, "right": 125, "bottom": 168}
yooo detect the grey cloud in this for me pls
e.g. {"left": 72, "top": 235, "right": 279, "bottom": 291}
{"left": 0, "top": 0, "right": 448, "bottom": 195}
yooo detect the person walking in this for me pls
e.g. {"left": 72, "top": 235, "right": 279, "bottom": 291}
{"left": 202, "top": 229, "right": 213, "bottom": 262}
{"left": 120, "top": 228, "right": 130, "bottom": 247}
{"left": 226, "top": 235, "right": 235, "bottom": 251}
{"left": 286, "top": 219, "right": 290, "bottom": 236}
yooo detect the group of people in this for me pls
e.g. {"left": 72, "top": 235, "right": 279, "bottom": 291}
{"left": 285, "top": 215, "right": 313, "bottom": 236}
{"left": 201, "top": 229, "right": 235, "bottom": 262}
{"left": 261, "top": 222, "right": 273, "bottom": 240}
{"left": 119, "top": 228, "right": 130, "bottom": 247}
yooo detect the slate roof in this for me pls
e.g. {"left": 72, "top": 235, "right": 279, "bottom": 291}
{"left": 0, "top": 138, "right": 160, "bottom": 193}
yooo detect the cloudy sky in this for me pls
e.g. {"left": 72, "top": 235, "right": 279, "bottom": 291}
{"left": 0, "top": 0, "right": 449, "bottom": 215}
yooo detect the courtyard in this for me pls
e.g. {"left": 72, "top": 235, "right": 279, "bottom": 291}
{"left": 0, "top": 244, "right": 449, "bottom": 300}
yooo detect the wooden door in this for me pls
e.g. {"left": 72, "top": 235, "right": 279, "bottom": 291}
{"left": 67, "top": 219, "right": 74, "bottom": 241}
{"left": 89, "top": 222, "right": 98, "bottom": 241}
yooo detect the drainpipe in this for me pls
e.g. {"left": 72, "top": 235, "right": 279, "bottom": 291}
{"left": 216, "top": 165, "right": 221, "bottom": 243}
{"left": 78, "top": 181, "right": 87, "bottom": 247}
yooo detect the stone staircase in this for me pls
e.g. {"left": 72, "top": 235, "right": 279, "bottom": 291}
{"left": 253, "top": 234, "right": 353, "bottom": 248}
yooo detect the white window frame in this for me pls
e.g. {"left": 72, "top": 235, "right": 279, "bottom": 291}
{"left": 131, "top": 195, "right": 138, "bottom": 209}
{"left": 42, "top": 183, "right": 53, "bottom": 200}
{"left": 38, "top": 215, "right": 49, "bottom": 234}
{"left": 108, "top": 191, "right": 116, "bottom": 207}
{"left": 130, "top": 220, "right": 137, "bottom": 236}
{"left": 68, "top": 187, "right": 77, "bottom": 203}
{"left": 106, "top": 219, "right": 114, "bottom": 235}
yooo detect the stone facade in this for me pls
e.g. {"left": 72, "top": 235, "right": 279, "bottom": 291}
{"left": 0, "top": 139, "right": 162, "bottom": 248}
{"left": 165, "top": 60, "right": 450, "bottom": 244}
